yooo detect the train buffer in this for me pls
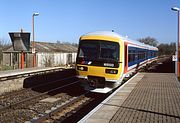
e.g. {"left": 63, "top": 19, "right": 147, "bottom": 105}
{"left": 79, "top": 72, "right": 180, "bottom": 123}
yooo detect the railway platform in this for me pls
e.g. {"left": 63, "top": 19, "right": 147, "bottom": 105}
{"left": 79, "top": 72, "right": 180, "bottom": 123}
{"left": 0, "top": 67, "right": 66, "bottom": 80}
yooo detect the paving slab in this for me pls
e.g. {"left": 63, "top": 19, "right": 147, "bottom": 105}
{"left": 79, "top": 73, "right": 180, "bottom": 123}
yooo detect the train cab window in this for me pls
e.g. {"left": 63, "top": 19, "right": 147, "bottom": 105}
{"left": 78, "top": 40, "right": 119, "bottom": 61}
{"left": 78, "top": 41, "right": 98, "bottom": 59}
{"left": 100, "top": 41, "right": 119, "bottom": 61}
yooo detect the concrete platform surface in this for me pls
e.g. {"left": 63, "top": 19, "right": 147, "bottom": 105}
{"left": 79, "top": 73, "right": 180, "bottom": 123}
{"left": 0, "top": 67, "right": 65, "bottom": 78}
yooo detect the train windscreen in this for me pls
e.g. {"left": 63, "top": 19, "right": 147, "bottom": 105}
{"left": 78, "top": 40, "right": 119, "bottom": 61}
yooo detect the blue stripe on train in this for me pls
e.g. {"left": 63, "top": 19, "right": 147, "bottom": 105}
{"left": 128, "top": 58, "right": 147, "bottom": 67}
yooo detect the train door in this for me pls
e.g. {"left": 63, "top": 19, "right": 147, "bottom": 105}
{"left": 124, "top": 43, "right": 128, "bottom": 73}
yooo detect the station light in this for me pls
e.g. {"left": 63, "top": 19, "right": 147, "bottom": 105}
{"left": 33, "top": 13, "right": 39, "bottom": 16}
{"left": 171, "top": 6, "right": 180, "bottom": 77}
{"left": 32, "top": 12, "right": 39, "bottom": 67}
{"left": 171, "top": 7, "right": 180, "bottom": 11}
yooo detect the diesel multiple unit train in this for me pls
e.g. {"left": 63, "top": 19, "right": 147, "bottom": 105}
{"left": 76, "top": 31, "right": 158, "bottom": 93}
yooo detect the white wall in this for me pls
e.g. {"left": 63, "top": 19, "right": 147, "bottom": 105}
{"left": 37, "top": 52, "right": 77, "bottom": 67}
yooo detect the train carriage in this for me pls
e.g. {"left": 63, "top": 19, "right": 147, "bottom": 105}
{"left": 76, "top": 31, "right": 158, "bottom": 93}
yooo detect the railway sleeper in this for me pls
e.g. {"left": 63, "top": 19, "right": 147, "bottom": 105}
{"left": 30, "top": 94, "right": 90, "bottom": 123}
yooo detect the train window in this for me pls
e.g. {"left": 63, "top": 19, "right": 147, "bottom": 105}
{"left": 138, "top": 51, "right": 146, "bottom": 60}
{"left": 100, "top": 41, "right": 119, "bottom": 60}
{"left": 128, "top": 54, "right": 135, "bottom": 62}
{"left": 147, "top": 50, "right": 158, "bottom": 58}
{"left": 78, "top": 40, "right": 119, "bottom": 61}
{"left": 128, "top": 47, "right": 148, "bottom": 63}
{"left": 146, "top": 51, "right": 148, "bottom": 58}
{"left": 78, "top": 41, "right": 98, "bottom": 59}
{"left": 155, "top": 51, "right": 158, "bottom": 56}
{"left": 128, "top": 48, "right": 136, "bottom": 62}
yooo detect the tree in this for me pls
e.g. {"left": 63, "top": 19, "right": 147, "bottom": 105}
{"left": 158, "top": 42, "right": 175, "bottom": 56}
{"left": 56, "top": 40, "right": 78, "bottom": 47}
{"left": 0, "top": 38, "right": 11, "bottom": 64}
{"left": 138, "top": 37, "right": 158, "bottom": 47}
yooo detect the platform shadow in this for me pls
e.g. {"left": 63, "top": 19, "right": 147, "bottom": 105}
{"left": 23, "top": 68, "right": 76, "bottom": 88}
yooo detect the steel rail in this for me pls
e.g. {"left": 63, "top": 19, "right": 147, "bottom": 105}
{"left": 0, "top": 75, "right": 76, "bottom": 105}
{"left": 31, "top": 91, "right": 90, "bottom": 123}
{"left": 0, "top": 80, "right": 80, "bottom": 112}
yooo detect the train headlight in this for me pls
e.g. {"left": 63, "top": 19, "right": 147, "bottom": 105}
{"left": 105, "top": 69, "right": 118, "bottom": 74}
{"left": 77, "top": 66, "right": 88, "bottom": 71}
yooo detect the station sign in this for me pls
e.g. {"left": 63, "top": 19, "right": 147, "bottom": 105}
{"left": 172, "top": 55, "right": 177, "bottom": 61}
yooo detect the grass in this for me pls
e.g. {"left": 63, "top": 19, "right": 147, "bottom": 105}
{"left": 0, "top": 65, "right": 13, "bottom": 71}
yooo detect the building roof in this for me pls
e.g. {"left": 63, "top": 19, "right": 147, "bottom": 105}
{"left": 3, "top": 41, "right": 78, "bottom": 53}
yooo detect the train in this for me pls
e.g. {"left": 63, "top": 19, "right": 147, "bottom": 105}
{"left": 76, "top": 31, "right": 158, "bottom": 93}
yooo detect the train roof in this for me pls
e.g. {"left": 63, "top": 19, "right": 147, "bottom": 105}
{"left": 82, "top": 31, "right": 122, "bottom": 39}
{"left": 81, "top": 31, "right": 158, "bottom": 51}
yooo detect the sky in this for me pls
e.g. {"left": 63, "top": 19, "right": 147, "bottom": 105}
{"left": 0, "top": 0, "right": 179, "bottom": 44}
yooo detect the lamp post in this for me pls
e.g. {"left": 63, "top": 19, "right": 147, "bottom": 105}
{"left": 171, "top": 7, "right": 180, "bottom": 77}
{"left": 32, "top": 12, "right": 39, "bottom": 67}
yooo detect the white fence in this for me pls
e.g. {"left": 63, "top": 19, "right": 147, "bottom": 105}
{"left": 37, "top": 52, "right": 77, "bottom": 67}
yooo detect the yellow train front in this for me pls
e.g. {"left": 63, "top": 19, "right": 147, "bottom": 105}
{"left": 76, "top": 31, "right": 124, "bottom": 93}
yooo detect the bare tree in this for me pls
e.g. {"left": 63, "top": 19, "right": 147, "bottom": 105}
{"left": 158, "top": 42, "right": 175, "bottom": 55}
{"left": 0, "top": 38, "right": 11, "bottom": 64}
{"left": 138, "top": 37, "right": 158, "bottom": 47}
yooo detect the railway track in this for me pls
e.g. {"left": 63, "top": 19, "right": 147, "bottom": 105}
{"left": 31, "top": 92, "right": 91, "bottom": 123}
{"left": 0, "top": 75, "right": 88, "bottom": 123}
{"left": 0, "top": 76, "right": 76, "bottom": 108}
